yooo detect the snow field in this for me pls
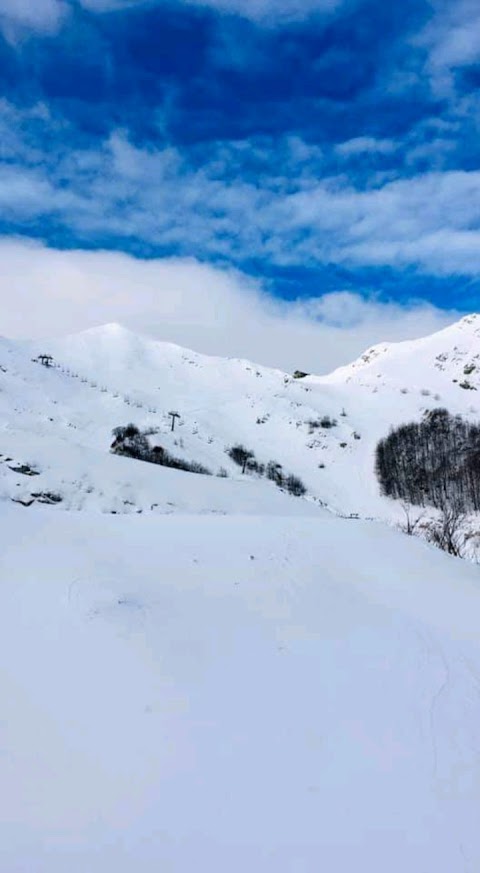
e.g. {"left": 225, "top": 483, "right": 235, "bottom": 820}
{"left": 1, "top": 504, "right": 480, "bottom": 872}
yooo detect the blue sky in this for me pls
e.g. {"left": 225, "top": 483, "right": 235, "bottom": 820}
{"left": 0, "top": 0, "right": 479, "bottom": 360}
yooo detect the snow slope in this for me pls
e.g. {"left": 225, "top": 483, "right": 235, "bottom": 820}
{"left": 2, "top": 317, "right": 480, "bottom": 872}
{"left": 2, "top": 314, "right": 480, "bottom": 519}
{"left": 1, "top": 503, "right": 480, "bottom": 872}
{"left": 0, "top": 325, "right": 322, "bottom": 516}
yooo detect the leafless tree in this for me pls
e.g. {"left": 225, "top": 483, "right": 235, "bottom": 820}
{"left": 424, "top": 501, "right": 467, "bottom": 558}
{"left": 228, "top": 444, "right": 255, "bottom": 474}
{"left": 399, "top": 502, "right": 425, "bottom": 536}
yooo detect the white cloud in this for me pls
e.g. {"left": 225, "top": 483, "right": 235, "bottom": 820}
{"left": 0, "top": 0, "right": 67, "bottom": 40}
{"left": 0, "top": 238, "right": 460, "bottom": 373}
{"left": 416, "top": 0, "right": 480, "bottom": 95}
{"left": 1, "top": 104, "right": 479, "bottom": 280}
{"left": 335, "top": 137, "right": 398, "bottom": 157}
{"left": 0, "top": 0, "right": 333, "bottom": 39}
{"left": 77, "top": 0, "right": 149, "bottom": 10}
{"left": 266, "top": 168, "right": 480, "bottom": 275}
{"left": 344, "top": 229, "right": 480, "bottom": 276}
{"left": 179, "top": 0, "right": 340, "bottom": 23}
{"left": 78, "top": 0, "right": 340, "bottom": 23}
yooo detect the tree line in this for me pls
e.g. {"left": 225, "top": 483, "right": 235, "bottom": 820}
{"left": 375, "top": 408, "right": 480, "bottom": 512}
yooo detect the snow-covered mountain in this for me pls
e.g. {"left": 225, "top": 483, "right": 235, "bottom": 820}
{"left": 2, "top": 314, "right": 480, "bottom": 518}
{"left": 2, "top": 315, "right": 480, "bottom": 872}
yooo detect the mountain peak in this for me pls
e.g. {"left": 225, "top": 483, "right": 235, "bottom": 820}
{"left": 321, "top": 312, "right": 480, "bottom": 393}
{"left": 78, "top": 322, "right": 136, "bottom": 339}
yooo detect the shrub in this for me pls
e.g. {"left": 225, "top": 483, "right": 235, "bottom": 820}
{"left": 112, "top": 423, "right": 140, "bottom": 440}
{"left": 111, "top": 426, "right": 211, "bottom": 475}
{"left": 111, "top": 424, "right": 150, "bottom": 461}
{"left": 320, "top": 416, "right": 337, "bottom": 429}
{"left": 307, "top": 416, "right": 338, "bottom": 431}
{"left": 285, "top": 474, "right": 307, "bottom": 496}
{"left": 225, "top": 447, "right": 307, "bottom": 497}
{"left": 266, "top": 461, "right": 284, "bottom": 486}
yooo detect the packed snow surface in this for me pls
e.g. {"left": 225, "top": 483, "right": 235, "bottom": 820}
{"left": 2, "top": 316, "right": 480, "bottom": 871}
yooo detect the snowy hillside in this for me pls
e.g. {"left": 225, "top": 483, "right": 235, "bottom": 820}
{"left": 2, "top": 315, "right": 480, "bottom": 519}
{"left": 2, "top": 503, "right": 480, "bottom": 872}
{"left": 2, "top": 316, "right": 480, "bottom": 872}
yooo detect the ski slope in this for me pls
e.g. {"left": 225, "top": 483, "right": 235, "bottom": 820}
{"left": 1, "top": 503, "right": 480, "bottom": 872}
{"left": 2, "top": 316, "right": 480, "bottom": 871}
{"left": 2, "top": 314, "right": 480, "bottom": 520}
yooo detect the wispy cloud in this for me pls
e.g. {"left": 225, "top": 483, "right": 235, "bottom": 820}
{"left": 415, "top": 0, "right": 480, "bottom": 95}
{"left": 179, "top": 0, "right": 341, "bottom": 23}
{"left": 0, "top": 0, "right": 342, "bottom": 35}
{"left": 0, "top": 99, "right": 478, "bottom": 281}
{"left": 79, "top": 0, "right": 342, "bottom": 23}
{"left": 0, "top": 0, "right": 67, "bottom": 41}
{"left": 335, "top": 137, "right": 398, "bottom": 157}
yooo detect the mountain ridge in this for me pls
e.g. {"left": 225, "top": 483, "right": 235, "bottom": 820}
{"left": 1, "top": 313, "right": 480, "bottom": 519}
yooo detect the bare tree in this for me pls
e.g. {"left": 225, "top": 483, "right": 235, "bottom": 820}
{"left": 228, "top": 444, "right": 255, "bottom": 474}
{"left": 424, "top": 501, "right": 467, "bottom": 558}
{"left": 399, "top": 502, "right": 425, "bottom": 536}
{"left": 376, "top": 408, "right": 480, "bottom": 512}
